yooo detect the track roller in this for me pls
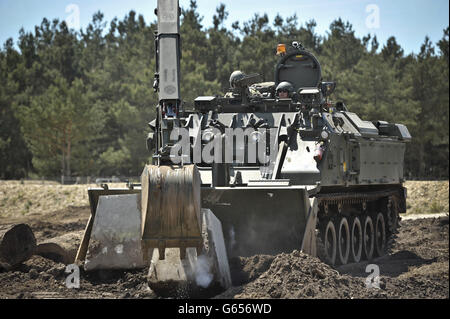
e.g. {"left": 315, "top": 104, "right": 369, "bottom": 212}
{"left": 336, "top": 216, "right": 350, "bottom": 265}
{"left": 362, "top": 215, "right": 375, "bottom": 261}
{"left": 321, "top": 219, "right": 337, "bottom": 266}
{"left": 349, "top": 216, "right": 362, "bottom": 263}
{"left": 374, "top": 212, "right": 387, "bottom": 257}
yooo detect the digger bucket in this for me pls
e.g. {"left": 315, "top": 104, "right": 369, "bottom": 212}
{"left": 140, "top": 164, "right": 203, "bottom": 262}
{"left": 141, "top": 165, "right": 232, "bottom": 296}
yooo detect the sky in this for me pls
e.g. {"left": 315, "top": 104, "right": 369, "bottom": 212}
{"left": 0, "top": 0, "right": 448, "bottom": 54}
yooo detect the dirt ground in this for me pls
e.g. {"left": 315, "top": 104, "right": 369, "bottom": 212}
{"left": 0, "top": 180, "right": 448, "bottom": 299}
{"left": 217, "top": 216, "right": 448, "bottom": 299}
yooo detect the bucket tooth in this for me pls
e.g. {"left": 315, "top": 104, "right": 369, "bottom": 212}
{"left": 179, "top": 241, "right": 188, "bottom": 260}
{"left": 158, "top": 241, "right": 166, "bottom": 260}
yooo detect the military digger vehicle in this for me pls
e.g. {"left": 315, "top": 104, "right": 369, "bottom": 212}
{"left": 74, "top": 0, "right": 411, "bottom": 295}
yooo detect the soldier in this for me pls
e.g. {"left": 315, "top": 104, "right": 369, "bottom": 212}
{"left": 229, "top": 70, "right": 245, "bottom": 89}
{"left": 224, "top": 71, "right": 245, "bottom": 98}
{"left": 276, "top": 81, "right": 294, "bottom": 99}
{"left": 165, "top": 103, "right": 177, "bottom": 117}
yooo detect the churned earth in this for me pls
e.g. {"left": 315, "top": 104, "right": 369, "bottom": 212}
{"left": 217, "top": 215, "right": 448, "bottom": 299}
{"left": 0, "top": 180, "right": 448, "bottom": 299}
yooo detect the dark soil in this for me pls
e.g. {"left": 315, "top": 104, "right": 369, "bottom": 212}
{"left": 216, "top": 216, "right": 449, "bottom": 299}
{"left": 0, "top": 211, "right": 448, "bottom": 299}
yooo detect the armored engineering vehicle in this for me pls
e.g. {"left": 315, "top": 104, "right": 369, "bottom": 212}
{"left": 75, "top": 0, "right": 411, "bottom": 292}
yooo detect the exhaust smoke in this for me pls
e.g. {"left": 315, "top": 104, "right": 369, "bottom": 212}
{"left": 229, "top": 226, "right": 236, "bottom": 251}
{"left": 194, "top": 254, "right": 213, "bottom": 288}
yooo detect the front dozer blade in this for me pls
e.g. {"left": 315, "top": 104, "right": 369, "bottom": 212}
{"left": 202, "top": 186, "right": 316, "bottom": 257}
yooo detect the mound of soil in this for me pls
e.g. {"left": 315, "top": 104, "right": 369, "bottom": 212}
{"left": 218, "top": 251, "right": 382, "bottom": 299}
{"left": 217, "top": 217, "right": 448, "bottom": 299}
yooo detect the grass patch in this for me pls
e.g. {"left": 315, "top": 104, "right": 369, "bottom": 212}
{"left": 404, "top": 180, "right": 449, "bottom": 215}
{"left": 429, "top": 201, "right": 444, "bottom": 214}
{"left": 1, "top": 196, "right": 8, "bottom": 206}
{"left": 25, "top": 200, "right": 33, "bottom": 211}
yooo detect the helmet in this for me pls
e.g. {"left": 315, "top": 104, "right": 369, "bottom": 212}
{"left": 276, "top": 81, "right": 294, "bottom": 94}
{"left": 229, "top": 70, "right": 246, "bottom": 89}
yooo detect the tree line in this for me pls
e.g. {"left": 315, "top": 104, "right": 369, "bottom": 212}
{"left": 0, "top": 1, "right": 448, "bottom": 180}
